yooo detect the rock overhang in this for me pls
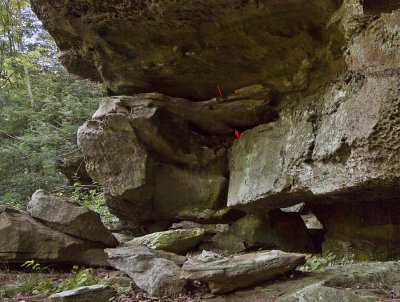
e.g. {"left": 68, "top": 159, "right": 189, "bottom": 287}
{"left": 31, "top": 0, "right": 345, "bottom": 99}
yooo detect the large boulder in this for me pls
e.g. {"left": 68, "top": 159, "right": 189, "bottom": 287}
{"left": 181, "top": 250, "right": 305, "bottom": 294}
{"left": 105, "top": 245, "right": 186, "bottom": 297}
{"left": 228, "top": 75, "right": 400, "bottom": 211}
{"left": 0, "top": 207, "right": 107, "bottom": 266}
{"left": 77, "top": 87, "right": 269, "bottom": 229}
{"left": 128, "top": 228, "right": 206, "bottom": 255}
{"left": 227, "top": 9, "right": 400, "bottom": 211}
{"left": 28, "top": 189, "right": 118, "bottom": 247}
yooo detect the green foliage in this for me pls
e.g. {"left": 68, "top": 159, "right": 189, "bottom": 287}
{"left": 21, "top": 259, "right": 42, "bottom": 272}
{"left": 299, "top": 252, "right": 336, "bottom": 271}
{"left": 56, "top": 266, "right": 108, "bottom": 292}
{"left": 0, "top": 274, "right": 55, "bottom": 298}
{"left": 69, "top": 186, "right": 114, "bottom": 225}
{"left": 299, "top": 252, "right": 356, "bottom": 271}
{"left": 0, "top": 1, "right": 101, "bottom": 207}
{"left": 115, "top": 285, "right": 132, "bottom": 295}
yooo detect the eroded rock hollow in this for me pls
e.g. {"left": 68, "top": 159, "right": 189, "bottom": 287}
{"left": 31, "top": 0, "right": 400, "bottom": 259}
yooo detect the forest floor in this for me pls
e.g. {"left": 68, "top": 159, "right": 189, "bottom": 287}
{"left": 1, "top": 263, "right": 399, "bottom": 302}
{"left": 0, "top": 266, "right": 301, "bottom": 302}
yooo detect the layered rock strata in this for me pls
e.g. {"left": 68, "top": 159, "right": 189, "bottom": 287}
{"left": 31, "top": 0, "right": 400, "bottom": 259}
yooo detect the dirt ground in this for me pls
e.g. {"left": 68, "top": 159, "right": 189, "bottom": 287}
{"left": 1, "top": 266, "right": 399, "bottom": 302}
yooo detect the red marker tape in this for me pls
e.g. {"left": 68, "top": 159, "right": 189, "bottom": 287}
{"left": 234, "top": 129, "right": 240, "bottom": 139}
{"left": 217, "top": 84, "right": 223, "bottom": 97}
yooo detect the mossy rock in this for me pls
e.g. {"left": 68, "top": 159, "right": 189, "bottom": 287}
{"left": 128, "top": 228, "right": 206, "bottom": 254}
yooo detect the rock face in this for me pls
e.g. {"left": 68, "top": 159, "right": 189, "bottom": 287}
{"left": 77, "top": 87, "right": 271, "bottom": 228}
{"left": 105, "top": 245, "right": 186, "bottom": 297}
{"left": 228, "top": 73, "right": 400, "bottom": 210}
{"left": 28, "top": 189, "right": 118, "bottom": 247}
{"left": 225, "top": 9, "right": 400, "bottom": 259}
{"left": 30, "top": 0, "right": 343, "bottom": 99}
{"left": 181, "top": 250, "right": 306, "bottom": 294}
{"left": 31, "top": 0, "right": 400, "bottom": 261}
{"left": 0, "top": 207, "right": 107, "bottom": 266}
{"left": 128, "top": 228, "right": 206, "bottom": 255}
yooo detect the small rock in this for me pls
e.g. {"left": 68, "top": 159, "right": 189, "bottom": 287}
{"left": 301, "top": 214, "right": 323, "bottom": 230}
{"left": 281, "top": 203, "right": 305, "bottom": 213}
{"left": 48, "top": 285, "right": 115, "bottom": 301}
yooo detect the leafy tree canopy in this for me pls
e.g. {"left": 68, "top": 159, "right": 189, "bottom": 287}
{"left": 0, "top": 0, "right": 102, "bottom": 206}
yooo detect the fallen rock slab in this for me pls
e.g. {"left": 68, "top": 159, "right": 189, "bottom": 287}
{"left": 28, "top": 189, "right": 118, "bottom": 247}
{"left": 105, "top": 245, "right": 186, "bottom": 297}
{"left": 181, "top": 250, "right": 306, "bottom": 294}
{"left": 128, "top": 228, "right": 205, "bottom": 254}
{"left": 48, "top": 284, "right": 115, "bottom": 301}
{"left": 0, "top": 207, "right": 107, "bottom": 266}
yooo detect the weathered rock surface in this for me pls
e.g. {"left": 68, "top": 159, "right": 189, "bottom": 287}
{"left": 30, "top": 0, "right": 343, "bottom": 99}
{"left": 203, "top": 261, "right": 400, "bottom": 301}
{"left": 128, "top": 228, "right": 206, "bottom": 255}
{"left": 277, "top": 261, "right": 400, "bottom": 302}
{"left": 48, "top": 285, "right": 115, "bottom": 302}
{"left": 77, "top": 87, "right": 268, "bottom": 228}
{"left": 181, "top": 250, "right": 305, "bottom": 294}
{"left": 0, "top": 207, "right": 107, "bottom": 266}
{"left": 225, "top": 10, "right": 400, "bottom": 260}
{"left": 203, "top": 212, "right": 314, "bottom": 254}
{"left": 105, "top": 245, "right": 186, "bottom": 297}
{"left": 228, "top": 74, "right": 400, "bottom": 211}
{"left": 28, "top": 189, "right": 118, "bottom": 247}
{"left": 278, "top": 282, "right": 376, "bottom": 302}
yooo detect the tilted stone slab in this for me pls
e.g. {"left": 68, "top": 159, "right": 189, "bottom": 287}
{"left": 181, "top": 250, "right": 305, "bottom": 294}
{"left": 28, "top": 189, "right": 118, "bottom": 247}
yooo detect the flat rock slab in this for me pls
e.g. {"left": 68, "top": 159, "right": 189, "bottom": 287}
{"left": 105, "top": 245, "right": 186, "bottom": 297}
{"left": 28, "top": 189, "right": 118, "bottom": 247}
{"left": 181, "top": 250, "right": 306, "bottom": 294}
{"left": 128, "top": 228, "right": 206, "bottom": 254}
{"left": 48, "top": 285, "right": 115, "bottom": 301}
